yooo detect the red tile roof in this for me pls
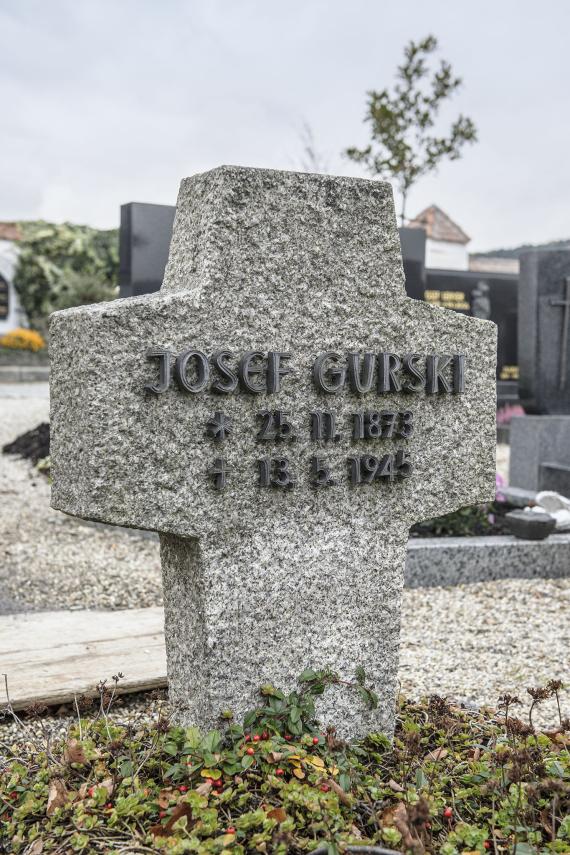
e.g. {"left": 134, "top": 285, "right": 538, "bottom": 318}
{"left": 0, "top": 222, "right": 22, "bottom": 241}
{"left": 408, "top": 205, "right": 470, "bottom": 245}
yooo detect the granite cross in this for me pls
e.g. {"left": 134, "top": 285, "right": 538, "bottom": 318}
{"left": 49, "top": 166, "right": 496, "bottom": 738}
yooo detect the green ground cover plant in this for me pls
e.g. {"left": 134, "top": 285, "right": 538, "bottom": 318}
{"left": 1, "top": 674, "right": 569, "bottom": 854}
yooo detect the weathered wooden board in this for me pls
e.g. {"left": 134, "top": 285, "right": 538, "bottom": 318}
{"left": 0, "top": 608, "right": 167, "bottom": 710}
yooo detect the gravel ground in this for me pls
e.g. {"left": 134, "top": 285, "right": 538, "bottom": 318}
{"left": 0, "top": 391, "right": 161, "bottom": 613}
{"left": 0, "top": 391, "right": 567, "bottom": 737}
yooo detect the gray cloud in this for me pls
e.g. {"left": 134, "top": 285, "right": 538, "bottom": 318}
{"left": 1, "top": 0, "right": 569, "bottom": 250}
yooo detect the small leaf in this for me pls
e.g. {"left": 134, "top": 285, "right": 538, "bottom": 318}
{"left": 292, "top": 767, "right": 305, "bottom": 779}
{"left": 289, "top": 706, "right": 301, "bottom": 724}
{"left": 241, "top": 755, "right": 254, "bottom": 770}
{"left": 298, "top": 669, "right": 317, "bottom": 682}
{"left": 200, "top": 768, "right": 222, "bottom": 779}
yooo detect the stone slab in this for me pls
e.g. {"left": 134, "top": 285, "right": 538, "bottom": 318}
{"left": 501, "top": 485, "right": 537, "bottom": 507}
{"left": 0, "top": 608, "right": 166, "bottom": 711}
{"left": 0, "top": 366, "right": 49, "bottom": 383}
{"left": 510, "top": 414, "right": 570, "bottom": 495}
{"left": 406, "top": 534, "right": 570, "bottom": 587}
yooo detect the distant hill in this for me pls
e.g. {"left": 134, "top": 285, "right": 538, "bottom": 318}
{"left": 478, "top": 238, "right": 570, "bottom": 259}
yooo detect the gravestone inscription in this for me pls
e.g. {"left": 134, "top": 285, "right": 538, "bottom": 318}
{"left": 50, "top": 166, "right": 496, "bottom": 737}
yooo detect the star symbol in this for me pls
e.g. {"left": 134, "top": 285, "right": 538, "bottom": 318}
{"left": 205, "top": 411, "right": 233, "bottom": 442}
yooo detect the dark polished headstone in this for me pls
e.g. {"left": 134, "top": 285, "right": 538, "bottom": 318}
{"left": 518, "top": 248, "right": 570, "bottom": 414}
{"left": 119, "top": 203, "right": 176, "bottom": 298}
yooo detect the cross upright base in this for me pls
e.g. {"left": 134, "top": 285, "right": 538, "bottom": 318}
{"left": 160, "top": 522, "right": 407, "bottom": 739}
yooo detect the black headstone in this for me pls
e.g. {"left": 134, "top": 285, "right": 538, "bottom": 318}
{"left": 0, "top": 274, "right": 9, "bottom": 321}
{"left": 419, "top": 269, "right": 518, "bottom": 387}
{"left": 518, "top": 248, "right": 570, "bottom": 414}
{"left": 119, "top": 203, "right": 176, "bottom": 298}
{"left": 399, "top": 227, "right": 426, "bottom": 299}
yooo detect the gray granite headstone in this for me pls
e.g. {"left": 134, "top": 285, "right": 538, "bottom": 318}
{"left": 49, "top": 166, "right": 496, "bottom": 738}
{"left": 518, "top": 248, "right": 570, "bottom": 414}
{"left": 511, "top": 249, "right": 570, "bottom": 495}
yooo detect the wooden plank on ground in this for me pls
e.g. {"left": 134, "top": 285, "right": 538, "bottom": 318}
{"left": 0, "top": 608, "right": 167, "bottom": 710}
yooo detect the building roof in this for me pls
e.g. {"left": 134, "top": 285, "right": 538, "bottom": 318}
{"left": 408, "top": 205, "right": 470, "bottom": 245}
{"left": 0, "top": 223, "right": 22, "bottom": 242}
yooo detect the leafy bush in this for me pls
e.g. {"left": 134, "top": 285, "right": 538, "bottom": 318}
{"left": 49, "top": 269, "right": 117, "bottom": 312}
{"left": 1, "top": 674, "right": 569, "bottom": 853}
{"left": 0, "top": 328, "right": 45, "bottom": 352}
{"left": 13, "top": 221, "right": 118, "bottom": 329}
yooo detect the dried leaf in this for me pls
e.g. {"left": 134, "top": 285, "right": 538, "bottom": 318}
{"left": 63, "top": 739, "right": 88, "bottom": 765}
{"left": 195, "top": 781, "right": 212, "bottom": 796}
{"left": 77, "top": 783, "right": 89, "bottom": 800}
{"left": 326, "top": 778, "right": 352, "bottom": 807}
{"left": 151, "top": 802, "right": 194, "bottom": 837}
{"left": 27, "top": 840, "right": 43, "bottom": 855}
{"left": 423, "top": 747, "right": 448, "bottom": 763}
{"left": 267, "top": 807, "right": 287, "bottom": 822}
{"left": 267, "top": 752, "right": 285, "bottom": 764}
{"left": 158, "top": 788, "right": 175, "bottom": 809}
{"left": 47, "top": 778, "right": 68, "bottom": 816}
{"left": 306, "top": 756, "right": 325, "bottom": 769}
{"left": 388, "top": 778, "right": 405, "bottom": 793}
{"left": 292, "top": 767, "right": 305, "bottom": 779}
{"left": 100, "top": 778, "right": 114, "bottom": 798}
{"left": 392, "top": 802, "right": 424, "bottom": 855}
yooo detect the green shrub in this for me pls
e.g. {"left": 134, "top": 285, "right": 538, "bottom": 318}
{"left": 13, "top": 221, "right": 118, "bottom": 329}
{"left": 1, "top": 675, "right": 568, "bottom": 853}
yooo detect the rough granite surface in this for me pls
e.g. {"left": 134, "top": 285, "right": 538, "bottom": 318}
{"left": 50, "top": 166, "right": 496, "bottom": 737}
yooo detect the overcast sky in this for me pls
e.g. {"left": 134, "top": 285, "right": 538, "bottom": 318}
{"left": 1, "top": 0, "right": 569, "bottom": 251}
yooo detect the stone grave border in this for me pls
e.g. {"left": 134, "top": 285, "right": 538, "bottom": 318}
{"left": 406, "top": 533, "right": 570, "bottom": 587}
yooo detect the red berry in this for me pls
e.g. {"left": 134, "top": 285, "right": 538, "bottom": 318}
{"left": 484, "top": 843, "right": 490, "bottom": 851}
{"left": 105, "top": 802, "right": 112, "bottom": 809}
{"left": 284, "top": 734, "right": 292, "bottom": 741}
{"left": 275, "top": 768, "right": 284, "bottom": 776}
{"left": 159, "top": 810, "right": 167, "bottom": 818}
{"left": 206, "top": 777, "right": 215, "bottom": 785}
{"left": 9, "top": 792, "right": 18, "bottom": 800}
{"left": 214, "top": 779, "right": 222, "bottom": 787}
{"left": 253, "top": 734, "right": 261, "bottom": 742}
{"left": 178, "top": 785, "right": 188, "bottom": 793}
{"left": 262, "top": 731, "right": 269, "bottom": 739}
{"left": 244, "top": 734, "right": 251, "bottom": 742}
{"left": 319, "top": 783, "right": 330, "bottom": 792}
{"left": 226, "top": 826, "right": 236, "bottom": 834}
{"left": 246, "top": 747, "right": 255, "bottom": 755}
{"left": 443, "top": 807, "right": 453, "bottom": 819}
{"left": 312, "top": 737, "right": 319, "bottom": 745}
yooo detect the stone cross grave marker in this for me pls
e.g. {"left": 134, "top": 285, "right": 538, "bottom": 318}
{"left": 50, "top": 166, "right": 496, "bottom": 738}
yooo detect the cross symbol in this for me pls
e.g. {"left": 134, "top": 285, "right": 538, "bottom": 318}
{"left": 49, "top": 166, "right": 496, "bottom": 738}
{"left": 550, "top": 276, "right": 570, "bottom": 390}
{"left": 208, "top": 457, "right": 232, "bottom": 490}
